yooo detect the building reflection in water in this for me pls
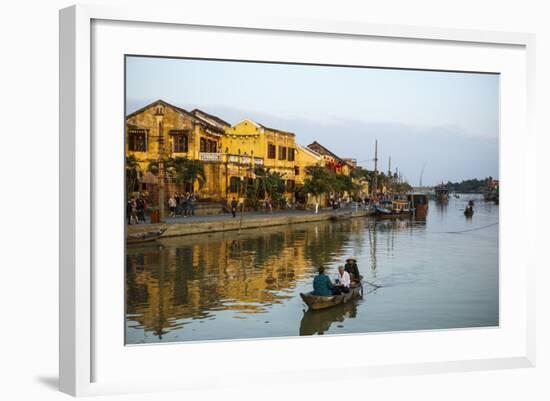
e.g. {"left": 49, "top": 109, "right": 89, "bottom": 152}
{"left": 126, "top": 218, "right": 426, "bottom": 341}
{"left": 127, "top": 221, "right": 355, "bottom": 339}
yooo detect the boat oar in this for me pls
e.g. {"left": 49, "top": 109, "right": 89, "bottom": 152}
{"left": 363, "top": 280, "right": 383, "bottom": 289}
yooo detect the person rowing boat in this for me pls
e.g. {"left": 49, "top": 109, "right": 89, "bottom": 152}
{"left": 344, "top": 257, "right": 361, "bottom": 283}
{"left": 302, "top": 264, "right": 363, "bottom": 310}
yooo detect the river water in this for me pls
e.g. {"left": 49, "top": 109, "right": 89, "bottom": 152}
{"left": 126, "top": 194, "right": 498, "bottom": 344}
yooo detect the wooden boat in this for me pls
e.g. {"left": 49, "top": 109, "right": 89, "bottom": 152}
{"left": 407, "top": 193, "right": 429, "bottom": 217}
{"left": 374, "top": 200, "right": 414, "bottom": 219}
{"left": 434, "top": 184, "right": 449, "bottom": 202}
{"left": 127, "top": 228, "right": 166, "bottom": 244}
{"left": 464, "top": 208, "right": 474, "bottom": 217}
{"left": 329, "top": 211, "right": 352, "bottom": 221}
{"left": 300, "top": 281, "right": 363, "bottom": 311}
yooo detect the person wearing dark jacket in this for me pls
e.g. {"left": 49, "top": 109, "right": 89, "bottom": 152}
{"left": 312, "top": 266, "right": 333, "bottom": 296}
{"left": 344, "top": 258, "right": 360, "bottom": 282}
{"left": 230, "top": 197, "right": 238, "bottom": 218}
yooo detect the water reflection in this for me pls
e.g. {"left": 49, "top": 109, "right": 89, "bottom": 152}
{"left": 300, "top": 301, "right": 359, "bottom": 335}
{"left": 126, "top": 220, "right": 370, "bottom": 339}
{"left": 126, "top": 195, "right": 498, "bottom": 343}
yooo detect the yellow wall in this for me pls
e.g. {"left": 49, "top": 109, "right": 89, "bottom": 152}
{"left": 126, "top": 102, "right": 222, "bottom": 170}
{"left": 222, "top": 119, "right": 298, "bottom": 198}
{"left": 126, "top": 101, "right": 355, "bottom": 204}
{"left": 294, "top": 145, "right": 323, "bottom": 185}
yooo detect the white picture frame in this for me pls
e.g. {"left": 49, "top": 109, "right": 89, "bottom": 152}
{"left": 59, "top": 4, "right": 536, "bottom": 397}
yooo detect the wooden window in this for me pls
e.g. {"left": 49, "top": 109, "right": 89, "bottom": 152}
{"left": 294, "top": 166, "right": 300, "bottom": 176}
{"left": 267, "top": 143, "right": 276, "bottom": 159}
{"left": 128, "top": 129, "right": 147, "bottom": 152}
{"left": 200, "top": 138, "right": 206, "bottom": 152}
{"left": 278, "top": 146, "right": 287, "bottom": 160}
{"left": 170, "top": 130, "right": 188, "bottom": 153}
{"left": 207, "top": 140, "right": 218, "bottom": 153}
{"left": 288, "top": 147, "right": 295, "bottom": 161}
{"left": 229, "top": 177, "right": 241, "bottom": 193}
{"left": 286, "top": 180, "right": 295, "bottom": 192}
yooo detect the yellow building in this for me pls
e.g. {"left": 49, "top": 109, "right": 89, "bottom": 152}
{"left": 222, "top": 118, "right": 299, "bottom": 199}
{"left": 307, "top": 141, "right": 353, "bottom": 176}
{"left": 125, "top": 100, "right": 357, "bottom": 207}
{"left": 126, "top": 100, "right": 226, "bottom": 200}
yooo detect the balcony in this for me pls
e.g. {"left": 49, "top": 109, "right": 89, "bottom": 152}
{"left": 199, "top": 152, "right": 223, "bottom": 162}
{"left": 200, "top": 153, "right": 265, "bottom": 166}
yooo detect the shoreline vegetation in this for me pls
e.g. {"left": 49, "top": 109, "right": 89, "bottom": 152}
{"left": 446, "top": 177, "right": 498, "bottom": 193}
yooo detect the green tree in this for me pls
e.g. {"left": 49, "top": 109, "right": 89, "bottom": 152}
{"left": 300, "top": 165, "right": 334, "bottom": 204}
{"left": 126, "top": 155, "right": 140, "bottom": 197}
{"left": 333, "top": 173, "right": 357, "bottom": 195}
{"left": 148, "top": 157, "right": 206, "bottom": 193}
{"left": 243, "top": 167, "right": 287, "bottom": 210}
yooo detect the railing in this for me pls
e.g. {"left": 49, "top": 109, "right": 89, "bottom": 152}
{"left": 200, "top": 153, "right": 265, "bottom": 166}
{"left": 199, "top": 152, "right": 223, "bottom": 162}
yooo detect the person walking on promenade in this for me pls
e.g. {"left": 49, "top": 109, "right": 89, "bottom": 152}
{"left": 126, "top": 198, "right": 134, "bottom": 225}
{"left": 174, "top": 193, "right": 181, "bottom": 216}
{"left": 168, "top": 195, "right": 177, "bottom": 218}
{"left": 136, "top": 196, "right": 146, "bottom": 223}
{"left": 189, "top": 193, "right": 197, "bottom": 216}
{"left": 181, "top": 193, "right": 189, "bottom": 217}
{"left": 231, "top": 197, "right": 238, "bottom": 218}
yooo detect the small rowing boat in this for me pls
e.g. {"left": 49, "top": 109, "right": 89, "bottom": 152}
{"left": 127, "top": 228, "right": 166, "bottom": 244}
{"left": 329, "top": 211, "right": 352, "bottom": 221}
{"left": 300, "top": 281, "right": 363, "bottom": 311}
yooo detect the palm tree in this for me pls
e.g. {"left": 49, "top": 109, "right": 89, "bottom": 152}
{"left": 148, "top": 157, "right": 206, "bottom": 193}
{"left": 250, "top": 167, "right": 286, "bottom": 208}
{"left": 126, "top": 155, "right": 141, "bottom": 196}
{"left": 175, "top": 158, "right": 206, "bottom": 193}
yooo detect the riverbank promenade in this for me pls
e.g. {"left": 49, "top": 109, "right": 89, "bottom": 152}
{"left": 127, "top": 206, "right": 372, "bottom": 239}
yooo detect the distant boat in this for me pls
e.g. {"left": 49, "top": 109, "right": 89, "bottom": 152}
{"left": 434, "top": 184, "right": 449, "bottom": 202}
{"left": 464, "top": 207, "right": 474, "bottom": 217}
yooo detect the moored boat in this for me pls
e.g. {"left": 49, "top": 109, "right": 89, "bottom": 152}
{"left": 434, "top": 183, "right": 449, "bottom": 202}
{"left": 407, "top": 193, "right": 429, "bottom": 217}
{"left": 329, "top": 211, "right": 352, "bottom": 221}
{"left": 374, "top": 200, "right": 414, "bottom": 219}
{"left": 127, "top": 228, "right": 166, "bottom": 244}
{"left": 300, "top": 281, "right": 363, "bottom": 311}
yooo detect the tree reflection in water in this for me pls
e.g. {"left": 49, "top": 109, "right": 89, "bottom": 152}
{"left": 126, "top": 217, "right": 427, "bottom": 342}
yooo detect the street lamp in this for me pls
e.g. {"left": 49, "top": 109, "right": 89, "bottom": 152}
{"left": 154, "top": 105, "right": 165, "bottom": 223}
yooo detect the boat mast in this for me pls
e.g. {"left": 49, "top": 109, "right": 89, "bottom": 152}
{"left": 419, "top": 163, "right": 426, "bottom": 188}
{"left": 388, "top": 155, "right": 392, "bottom": 193}
{"left": 372, "top": 139, "right": 378, "bottom": 198}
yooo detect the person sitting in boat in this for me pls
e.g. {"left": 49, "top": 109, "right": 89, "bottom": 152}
{"left": 344, "top": 258, "right": 360, "bottom": 282}
{"left": 333, "top": 265, "right": 351, "bottom": 295}
{"left": 312, "top": 266, "right": 333, "bottom": 296}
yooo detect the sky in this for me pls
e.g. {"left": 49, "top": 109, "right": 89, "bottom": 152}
{"left": 126, "top": 56, "right": 499, "bottom": 186}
